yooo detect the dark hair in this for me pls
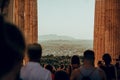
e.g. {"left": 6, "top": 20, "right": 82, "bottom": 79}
{"left": 60, "top": 64, "right": 65, "bottom": 69}
{"left": 83, "top": 50, "right": 95, "bottom": 60}
{"left": 0, "top": 18, "right": 25, "bottom": 77}
{"left": 54, "top": 70, "right": 69, "bottom": 80}
{"left": 71, "top": 55, "right": 80, "bottom": 64}
{"left": 98, "top": 61, "right": 102, "bottom": 64}
{"left": 102, "top": 53, "right": 112, "bottom": 65}
{"left": 45, "top": 64, "right": 53, "bottom": 73}
{"left": 27, "top": 43, "right": 42, "bottom": 61}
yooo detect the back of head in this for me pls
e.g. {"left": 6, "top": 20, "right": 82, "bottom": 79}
{"left": 45, "top": 64, "right": 53, "bottom": 73}
{"left": 83, "top": 50, "right": 95, "bottom": 60}
{"left": 97, "top": 61, "right": 102, "bottom": 65}
{"left": 0, "top": 15, "right": 26, "bottom": 78}
{"left": 54, "top": 70, "right": 69, "bottom": 80}
{"left": 71, "top": 55, "right": 80, "bottom": 65}
{"left": 102, "top": 53, "right": 112, "bottom": 65}
{"left": 60, "top": 64, "right": 65, "bottom": 69}
{"left": 27, "top": 43, "right": 42, "bottom": 62}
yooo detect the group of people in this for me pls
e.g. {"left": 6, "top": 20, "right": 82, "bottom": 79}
{"left": 0, "top": 13, "right": 120, "bottom": 80}
{"left": 20, "top": 43, "right": 119, "bottom": 80}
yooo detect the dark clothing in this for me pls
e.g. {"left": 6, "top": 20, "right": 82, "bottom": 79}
{"left": 101, "top": 64, "right": 116, "bottom": 80}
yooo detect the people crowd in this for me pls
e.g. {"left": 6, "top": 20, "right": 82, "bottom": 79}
{"left": 0, "top": 3, "right": 120, "bottom": 80}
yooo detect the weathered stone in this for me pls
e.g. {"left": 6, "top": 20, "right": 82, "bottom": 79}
{"left": 94, "top": 0, "right": 120, "bottom": 65}
{"left": 2, "top": 0, "right": 38, "bottom": 44}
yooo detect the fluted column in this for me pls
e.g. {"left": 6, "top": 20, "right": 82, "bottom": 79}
{"left": 13, "top": 0, "right": 25, "bottom": 32}
{"left": 94, "top": 0, "right": 120, "bottom": 65}
{"left": 24, "top": 0, "right": 38, "bottom": 44}
{"left": 104, "top": 0, "right": 120, "bottom": 63}
{"left": 4, "top": 0, "right": 14, "bottom": 23}
{"left": 12, "top": 0, "right": 38, "bottom": 44}
{"left": 94, "top": 0, "right": 105, "bottom": 65}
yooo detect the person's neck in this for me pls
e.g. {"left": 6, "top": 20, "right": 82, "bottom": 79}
{"left": 83, "top": 60, "right": 94, "bottom": 68}
{"left": 84, "top": 64, "right": 94, "bottom": 68}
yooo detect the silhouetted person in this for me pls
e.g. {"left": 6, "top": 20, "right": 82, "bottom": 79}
{"left": 20, "top": 43, "right": 52, "bottom": 80}
{"left": 54, "top": 70, "right": 69, "bottom": 80}
{"left": 101, "top": 53, "right": 117, "bottom": 80}
{"left": 97, "top": 61, "right": 104, "bottom": 69}
{"left": 45, "top": 64, "right": 55, "bottom": 80}
{"left": 115, "top": 55, "right": 120, "bottom": 69}
{"left": 115, "top": 55, "right": 120, "bottom": 79}
{"left": 71, "top": 55, "right": 80, "bottom": 70}
{"left": 70, "top": 50, "right": 106, "bottom": 80}
{"left": 66, "top": 65, "right": 72, "bottom": 77}
{"left": 59, "top": 64, "right": 65, "bottom": 70}
{"left": 0, "top": 15, "right": 26, "bottom": 80}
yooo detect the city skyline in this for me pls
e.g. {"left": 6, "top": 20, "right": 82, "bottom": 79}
{"left": 38, "top": 0, "right": 95, "bottom": 40}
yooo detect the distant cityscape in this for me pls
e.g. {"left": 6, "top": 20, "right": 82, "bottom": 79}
{"left": 38, "top": 34, "right": 93, "bottom": 56}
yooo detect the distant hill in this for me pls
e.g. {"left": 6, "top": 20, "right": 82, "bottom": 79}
{"left": 38, "top": 34, "right": 93, "bottom": 56}
{"left": 39, "top": 34, "right": 75, "bottom": 41}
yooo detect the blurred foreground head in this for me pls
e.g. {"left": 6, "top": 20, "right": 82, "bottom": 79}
{"left": 0, "top": 15, "right": 26, "bottom": 79}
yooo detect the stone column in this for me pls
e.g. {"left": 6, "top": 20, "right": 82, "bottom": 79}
{"left": 94, "top": 0, "right": 120, "bottom": 65}
{"left": 4, "top": 0, "right": 14, "bottom": 23}
{"left": 12, "top": 0, "right": 38, "bottom": 64}
{"left": 94, "top": 0, "right": 105, "bottom": 65}
{"left": 2, "top": 0, "right": 38, "bottom": 64}
{"left": 24, "top": 0, "right": 38, "bottom": 44}
{"left": 104, "top": 0, "right": 120, "bottom": 63}
{"left": 13, "top": 0, "right": 25, "bottom": 32}
{"left": 12, "top": 0, "right": 38, "bottom": 44}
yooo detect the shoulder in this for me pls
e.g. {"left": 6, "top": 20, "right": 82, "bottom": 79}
{"left": 72, "top": 68, "right": 81, "bottom": 75}
{"left": 40, "top": 67, "right": 52, "bottom": 80}
{"left": 96, "top": 68, "right": 106, "bottom": 80}
{"left": 97, "top": 68, "right": 105, "bottom": 74}
{"left": 70, "top": 68, "right": 81, "bottom": 80}
{"left": 43, "top": 67, "right": 51, "bottom": 74}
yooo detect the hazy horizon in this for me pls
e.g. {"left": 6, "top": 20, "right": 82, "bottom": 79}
{"left": 38, "top": 0, "right": 95, "bottom": 40}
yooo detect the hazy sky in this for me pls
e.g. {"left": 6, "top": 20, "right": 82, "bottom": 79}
{"left": 38, "top": 0, "right": 95, "bottom": 40}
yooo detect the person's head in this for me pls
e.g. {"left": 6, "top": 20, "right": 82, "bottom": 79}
{"left": 71, "top": 55, "right": 80, "bottom": 69}
{"left": 60, "top": 64, "right": 65, "bottom": 70}
{"left": 54, "top": 70, "right": 69, "bottom": 80}
{"left": 45, "top": 64, "right": 53, "bottom": 73}
{"left": 27, "top": 43, "right": 42, "bottom": 62}
{"left": 97, "top": 61, "right": 103, "bottom": 67}
{"left": 0, "top": 15, "right": 26, "bottom": 79}
{"left": 102, "top": 53, "right": 112, "bottom": 65}
{"left": 83, "top": 50, "right": 95, "bottom": 65}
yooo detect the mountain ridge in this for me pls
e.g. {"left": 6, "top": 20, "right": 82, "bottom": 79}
{"left": 39, "top": 34, "right": 93, "bottom": 41}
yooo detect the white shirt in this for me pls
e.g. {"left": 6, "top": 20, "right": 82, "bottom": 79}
{"left": 20, "top": 62, "right": 52, "bottom": 80}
